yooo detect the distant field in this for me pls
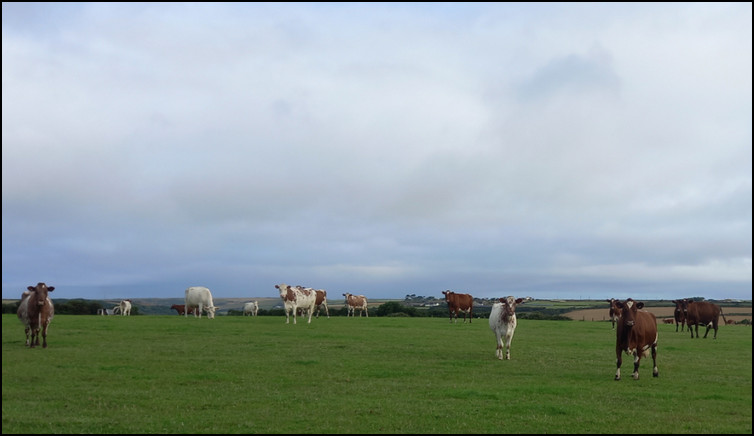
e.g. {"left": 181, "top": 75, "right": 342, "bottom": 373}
{"left": 564, "top": 306, "right": 752, "bottom": 324}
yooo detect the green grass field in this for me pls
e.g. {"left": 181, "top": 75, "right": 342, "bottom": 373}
{"left": 2, "top": 314, "right": 751, "bottom": 434}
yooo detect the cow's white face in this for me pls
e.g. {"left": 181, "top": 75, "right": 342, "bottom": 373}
{"left": 206, "top": 306, "right": 217, "bottom": 319}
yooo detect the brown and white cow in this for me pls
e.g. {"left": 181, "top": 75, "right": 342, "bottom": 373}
{"left": 683, "top": 300, "right": 727, "bottom": 339}
{"left": 314, "top": 289, "right": 329, "bottom": 319}
{"left": 489, "top": 296, "right": 525, "bottom": 360}
{"left": 442, "top": 290, "right": 473, "bottom": 324}
{"left": 343, "top": 293, "right": 368, "bottom": 317}
{"left": 276, "top": 284, "right": 316, "bottom": 324}
{"left": 671, "top": 299, "right": 686, "bottom": 332}
{"left": 17, "top": 282, "right": 55, "bottom": 348}
{"left": 606, "top": 298, "right": 621, "bottom": 330}
{"left": 614, "top": 299, "right": 658, "bottom": 381}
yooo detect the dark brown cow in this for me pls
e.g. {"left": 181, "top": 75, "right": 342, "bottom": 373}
{"left": 442, "top": 290, "right": 473, "bottom": 324}
{"left": 170, "top": 304, "right": 196, "bottom": 315}
{"left": 606, "top": 298, "right": 621, "bottom": 329}
{"left": 671, "top": 299, "right": 686, "bottom": 332}
{"left": 17, "top": 282, "right": 55, "bottom": 348}
{"left": 614, "top": 298, "right": 658, "bottom": 381}
{"left": 683, "top": 300, "right": 727, "bottom": 339}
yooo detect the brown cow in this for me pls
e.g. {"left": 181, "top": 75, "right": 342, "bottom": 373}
{"left": 170, "top": 304, "right": 196, "bottom": 316}
{"left": 614, "top": 298, "right": 658, "bottom": 381}
{"left": 606, "top": 298, "right": 621, "bottom": 329}
{"left": 442, "top": 290, "right": 473, "bottom": 324}
{"left": 683, "top": 300, "right": 727, "bottom": 339}
{"left": 17, "top": 282, "right": 55, "bottom": 348}
{"left": 671, "top": 299, "right": 686, "bottom": 332}
{"left": 342, "top": 293, "right": 368, "bottom": 317}
{"left": 662, "top": 318, "right": 675, "bottom": 324}
{"left": 314, "top": 289, "right": 329, "bottom": 319}
{"left": 725, "top": 319, "right": 736, "bottom": 325}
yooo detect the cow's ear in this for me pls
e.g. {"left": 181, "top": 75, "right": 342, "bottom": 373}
{"left": 48, "top": 287, "right": 55, "bottom": 292}
{"left": 615, "top": 301, "right": 624, "bottom": 309}
{"left": 515, "top": 298, "right": 524, "bottom": 304}
{"left": 636, "top": 302, "right": 645, "bottom": 309}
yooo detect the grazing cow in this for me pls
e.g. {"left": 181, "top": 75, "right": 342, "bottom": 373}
{"left": 343, "top": 293, "right": 369, "bottom": 317}
{"left": 489, "top": 296, "right": 525, "bottom": 360}
{"left": 276, "top": 284, "right": 316, "bottom": 324}
{"left": 442, "top": 290, "right": 474, "bottom": 324}
{"left": 314, "top": 289, "right": 330, "bottom": 319}
{"left": 119, "top": 299, "right": 132, "bottom": 316}
{"left": 243, "top": 301, "right": 259, "bottom": 316}
{"left": 606, "top": 298, "right": 621, "bottom": 329}
{"left": 614, "top": 299, "right": 658, "bottom": 381}
{"left": 683, "top": 300, "right": 727, "bottom": 339}
{"left": 725, "top": 319, "right": 735, "bottom": 325}
{"left": 662, "top": 318, "right": 675, "bottom": 324}
{"left": 171, "top": 304, "right": 193, "bottom": 315}
{"left": 672, "top": 299, "right": 686, "bottom": 332}
{"left": 17, "top": 282, "right": 55, "bottom": 348}
{"left": 184, "top": 286, "right": 218, "bottom": 319}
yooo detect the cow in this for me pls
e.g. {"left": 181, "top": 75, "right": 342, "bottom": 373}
{"left": 171, "top": 304, "right": 197, "bottom": 316}
{"left": 606, "top": 298, "right": 621, "bottom": 329}
{"left": 184, "top": 286, "right": 218, "bottom": 319}
{"left": 17, "top": 282, "right": 55, "bottom": 348}
{"left": 276, "top": 284, "right": 316, "bottom": 324}
{"left": 343, "top": 293, "right": 368, "bottom": 317}
{"left": 489, "top": 296, "right": 525, "bottom": 360}
{"left": 442, "top": 290, "right": 473, "bottom": 324}
{"left": 314, "top": 289, "right": 330, "bottom": 319}
{"left": 119, "top": 299, "right": 132, "bottom": 316}
{"left": 672, "top": 299, "right": 686, "bottom": 332}
{"left": 683, "top": 300, "right": 727, "bottom": 339}
{"left": 243, "top": 301, "right": 259, "bottom": 316}
{"left": 662, "top": 318, "right": 675, "bottom": 324}
{"left": 613, "top": 298, "right": 658, "bottom": 381}
{"left": 725, "top": 319, "right": 736, "bottom": 325}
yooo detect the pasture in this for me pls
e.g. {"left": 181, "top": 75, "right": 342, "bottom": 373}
{"left": 2, "top": 314, "right": 751, "bottom": 434}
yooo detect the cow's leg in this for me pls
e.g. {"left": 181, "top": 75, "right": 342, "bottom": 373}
{"left": 24, "top": 326, "right": 31, "bottom": 346}
{"left": 307, "top": 306, "right": 313, "bottom": 324}
{"left": 631, "top": 352, "right": 641, "bottom": 380}
{"left": 703, "top": 324, "right": 711, "bottom": 338}
{"left": 495, "top": 333, "right": 504, "bottom": 360}
{"left": 42, "top": 323, "right": 48, "bottom": 348}
{"left": 504, "top": 333, "right": 513, "bottom": 360}
{"left": 651, "top": 343, "right": 658, "bottom": 377}
{"left": 325, "top": 304, "right": 330, "bottom": 318}
{"left": 615, "top": 349, "right": 622, "bottom": 380}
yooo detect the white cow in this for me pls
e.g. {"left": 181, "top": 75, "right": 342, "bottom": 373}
{"left": 489, "top": 296, "right": 526, "bottom": 360}
{"left": 119, "top": 299, "right": 132, "bottom": 316}
{"left": 275, "top": 283, "right": 316, "bottom": 324}
{"left": 243, "top": 301, "right": 259, "bottom": 316}
{"left": 185, "top": 286, "right": 218, "bottom": 319}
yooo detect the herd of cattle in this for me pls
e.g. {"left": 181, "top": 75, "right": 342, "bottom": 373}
{"left": 15, "top": 282, "right": 735, "bottom": 380}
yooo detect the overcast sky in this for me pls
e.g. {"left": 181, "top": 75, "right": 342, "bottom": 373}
{"left": 2, "top": 3, "right": 751, "bottom": 303}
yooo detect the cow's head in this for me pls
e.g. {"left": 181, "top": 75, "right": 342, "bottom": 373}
{"left": 205, "top": 306, "right": 217, "bottom": 319}
{"left": 27, "top": 282, "right": 54, "bottom": 307}
{"left": 275, "top": 284, "right": 290, "bottom": 299}
{"left": 615, "top": 299, "right": 644, "bottom": 327}
{"left": 498, "top": 296, "right": 525, "bottom": 319}
{"left": 442, "top": 290, "right": 454, "bottom": 301}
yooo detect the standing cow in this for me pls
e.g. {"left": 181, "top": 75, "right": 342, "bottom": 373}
{"left": 119, "top": 299, "right": 132, "bottom": 316}
{"left": 683, "top": 300, "right": 727, "bottom": 339}
{"left": 276, "top": 284, "right": 316, "bottom": 324}
{"left": 442, "top": 290, "right": 474, "bottom": 324}
{"left": 17, "top": 282, "right": 55, "bottom": 348}
{"left": 313, "top": 289, "right": 330, "bottom": 319}
{"left": 343, "top": 293, "right": 369, "bottom": 317}
{"left": 243, "top": 301, "right": 259, "bottom": 316}
{"left": 489, "top": 296, "right": 525, "bottom": 360}
{"left": 614, "top": 298, "right": 658, "bottom": 381}
{"left": 606, "top": 298, "right": 621, "bottom": 330}
{"left": 184, "top": 286, "right": 218, "bottom": 319}
{"left": 672, "top": 299, "right": 686, "bottom": 332}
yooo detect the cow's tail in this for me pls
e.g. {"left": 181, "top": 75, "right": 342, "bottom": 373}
{"left": 720, "top": 308, "right": 728, "bottom": 325}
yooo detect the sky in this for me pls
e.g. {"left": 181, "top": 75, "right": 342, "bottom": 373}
{"left": 2, "top": 3, "right": 752, "bottom": 302}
